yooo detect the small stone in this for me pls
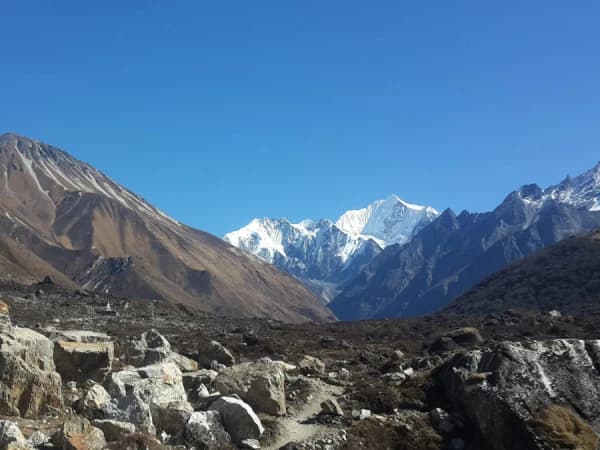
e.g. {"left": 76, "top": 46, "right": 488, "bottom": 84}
{"left": 27, "top": 430, "right": 49, "bottom": 446}
{"left": 320, "top": 399, "right": 344, "bottom": 416}
{"left": 0, "top": 420, "right": 26, "bottom": 448}
{"left": 240, "top": 438, "right": 261, "bottom": 448}
{"left": 352, "top": 409, "right": 371, "bottom": 420}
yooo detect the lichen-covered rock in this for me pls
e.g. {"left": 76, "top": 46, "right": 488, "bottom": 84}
{"left": 101, "top": 392, "right": 155, "bottom": 435}
{"left": 91, "top": 419, "right": 136, "bottom": 442}
{"left": 123, "top": 329, "right": 171, "bottom": 367}
{"left": 298, "top": 355, "right": 325, "bottom": 376}
{"left": 53, "top": 417, "right": 106, "bottom": 450}
{"left": 213, "top": 357, "right": 285, "bottom": 416}
{"left": 185, "top": 411, "right": 232, "bottom": 449}
{"left": 78, "top": 382, "right": 111, "bottom": 419}
{"left": 438, "top": 339, "right": 600, "bottom": 450}
{"left": 104, "top": 362, "right": 190, "bottom": 437}
{"left": 208, "top": 396, "right": 264, "bottom": 444}
{"left": 169, "top": 352, "right": 198, "bottom": 372}
{"left": 54, "top": 341, "right": 114, "bottom": 382}
{"left": 153, "top": 400, "right": 193, "bottom": 442}
{"left": 0, "top": 327, "right": 63, "bottom": 417}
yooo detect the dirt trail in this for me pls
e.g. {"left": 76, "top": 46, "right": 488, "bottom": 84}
{"left": 265, "top": 378, "right": 344, "bottom": 449}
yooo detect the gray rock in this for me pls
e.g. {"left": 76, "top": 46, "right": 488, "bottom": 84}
{"left": 0, "top": 327, "right": 63, "bottom": 417}
{"left": 53, "top": 417, "right": 106, "bottom": 450}
{"left": 198, "top": 341, "right": 235, "bottom": 368}
{"left": 78, "top": 382, "right": 111, "bottom": 419}
{"left": 104, "top": 362, "right": 191, "bottom": 436}
{"left": 0, "top": 421, "right": 25, "bottom": 448}
{"left": 213, "top": 357, "right": 286, "bottom": 416}
{"left": 102, "top": 392, "right": 155, "bottom": 435}
{"left": 169, "top": 352, "right": 198, "bottom": 372}
{"left": 105, "top": 362, "right": 188, "bottom": 409}
{"left": 92, "top": 419, "right": 135, "bottom": 442}
{"left": 352, "top": 409, "right": 371, "bottom": 420}
{"left": 438, "top": 339, "right": 600, "bottom": 450}
{"left": 154, "top": 401, "right": 193, "bottom": 442}
{"left": 26, "top": 430, "right": 48, "bottom": 447}
{"left": 124, "top": 329, "right": 171, "bottom": 367}
{"left": 298, "top": 355, "right": 325, "bottom": 376}
{"left": 185, "top": 411, "right": 232, "bottom": 449}
{"left": 208, "top": 396, "right": 264, "bottom": 443}
{"left": 240, "top": 438, "right": 261, "bottom": 449}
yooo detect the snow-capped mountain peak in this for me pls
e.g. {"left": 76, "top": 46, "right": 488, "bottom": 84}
{"left": 335, "top": 195, "right": 439, "bottom": 246}
{"left": 224, "top": 195, "right": 439, "bottom": 302}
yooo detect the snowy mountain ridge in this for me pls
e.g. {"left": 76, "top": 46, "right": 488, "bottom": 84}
{"left": 224, "top": 196, "right": 439, "bottom": 302}
{"left": 517, "top": 162, "right": 600, "bottom": 211}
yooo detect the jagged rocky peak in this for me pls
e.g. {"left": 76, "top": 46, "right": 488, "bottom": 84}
{"left": 513, "top": 162, "right": 600, "bottom": 211}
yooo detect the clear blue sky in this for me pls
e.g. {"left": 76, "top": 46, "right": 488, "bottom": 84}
{"left": 1, "top": 2, "right": 599, "bottom": 236}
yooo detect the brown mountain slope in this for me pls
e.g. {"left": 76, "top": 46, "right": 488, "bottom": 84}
{"left": 444, "top": 230, "right": 600, "bottom": 315}
{"left": 0, "top": 133, "right": 334, "bottom": 322}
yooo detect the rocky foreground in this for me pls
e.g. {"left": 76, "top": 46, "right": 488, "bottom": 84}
{"left": 1, "top": 282, "right": 600, "bottom": 449}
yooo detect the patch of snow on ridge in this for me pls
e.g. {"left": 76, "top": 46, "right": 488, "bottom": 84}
{"left": 517, "top": 161, "right": 600, "bottom": 212}
{"left": 6, "top": 136, "right": 180, "bottom": 227}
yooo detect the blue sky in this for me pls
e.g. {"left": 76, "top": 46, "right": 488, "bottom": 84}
{"left": 1, "top": 2, "right": 599, "bottom": 236}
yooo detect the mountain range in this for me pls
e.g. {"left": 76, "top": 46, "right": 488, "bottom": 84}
{"left": 224, "top": 196, "right": 439, "bottom": 301}
{"left": 0, "top": 133, "right": 333, "bottom": 322}
{"left": 329, "top": 162, "right": 600, "bottom": 319}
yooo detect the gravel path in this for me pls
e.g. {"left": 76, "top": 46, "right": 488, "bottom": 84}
{"left": 265, "top": 378, "right": 344, "bottom": 449}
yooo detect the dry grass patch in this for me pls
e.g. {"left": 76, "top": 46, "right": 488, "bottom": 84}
{"left": 531, "top": 405, "right": 599, "bottom": 450}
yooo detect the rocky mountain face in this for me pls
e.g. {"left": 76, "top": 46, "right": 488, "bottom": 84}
{"left": 445, "top": 231, "right": 600, "bottom": 316}
{"left": 0, "top": 133, "right": 333, "bottom": 322}
{"left": 225, "top": 196, "right": 438, "bottom": 302}
{"left": 329, "top": 163, "right": 600, "bottom": 320}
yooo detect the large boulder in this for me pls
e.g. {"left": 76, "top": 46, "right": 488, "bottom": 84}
{"left": 185, "top": 411, "right": 232, "bottom": 450}
{"left": 123, "top": 329, "right": 171, "bottom": 367}
{"left": 208, "top": 396, "right": 264, "bottom": 444}
{"left": 53, "top": 417, "right": 106, "bottom": 450}
{"left": 104, "top": 362, "right": 191, "bottom": 437}
{"left": 91, "top": 419, "right": 135, "bottom": 442}
{"left": 198, "top": 341, "right": 235, "bottom": 368}
{"left": 54, "top": 341, "right": 114, "bottom": 382}
{"left": 213, "top": 357, "right": 286, "bottom": 416}
{"left": 153, "top": 400, "right": 193, "bottom": 441}
{"left": 437, "top": 339, "right": 600, "bottom": 450}
{"left": 101, "top": 392, "right": 155, "bottom": 435}
{"left": 0, "top": 326, "right": 62, "bottom": 417}
{"left": 169, "top": 352, "right": 198, "bottom": 372}
{"left": 78, "top": 382, "right": 111, "bottom": 419}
